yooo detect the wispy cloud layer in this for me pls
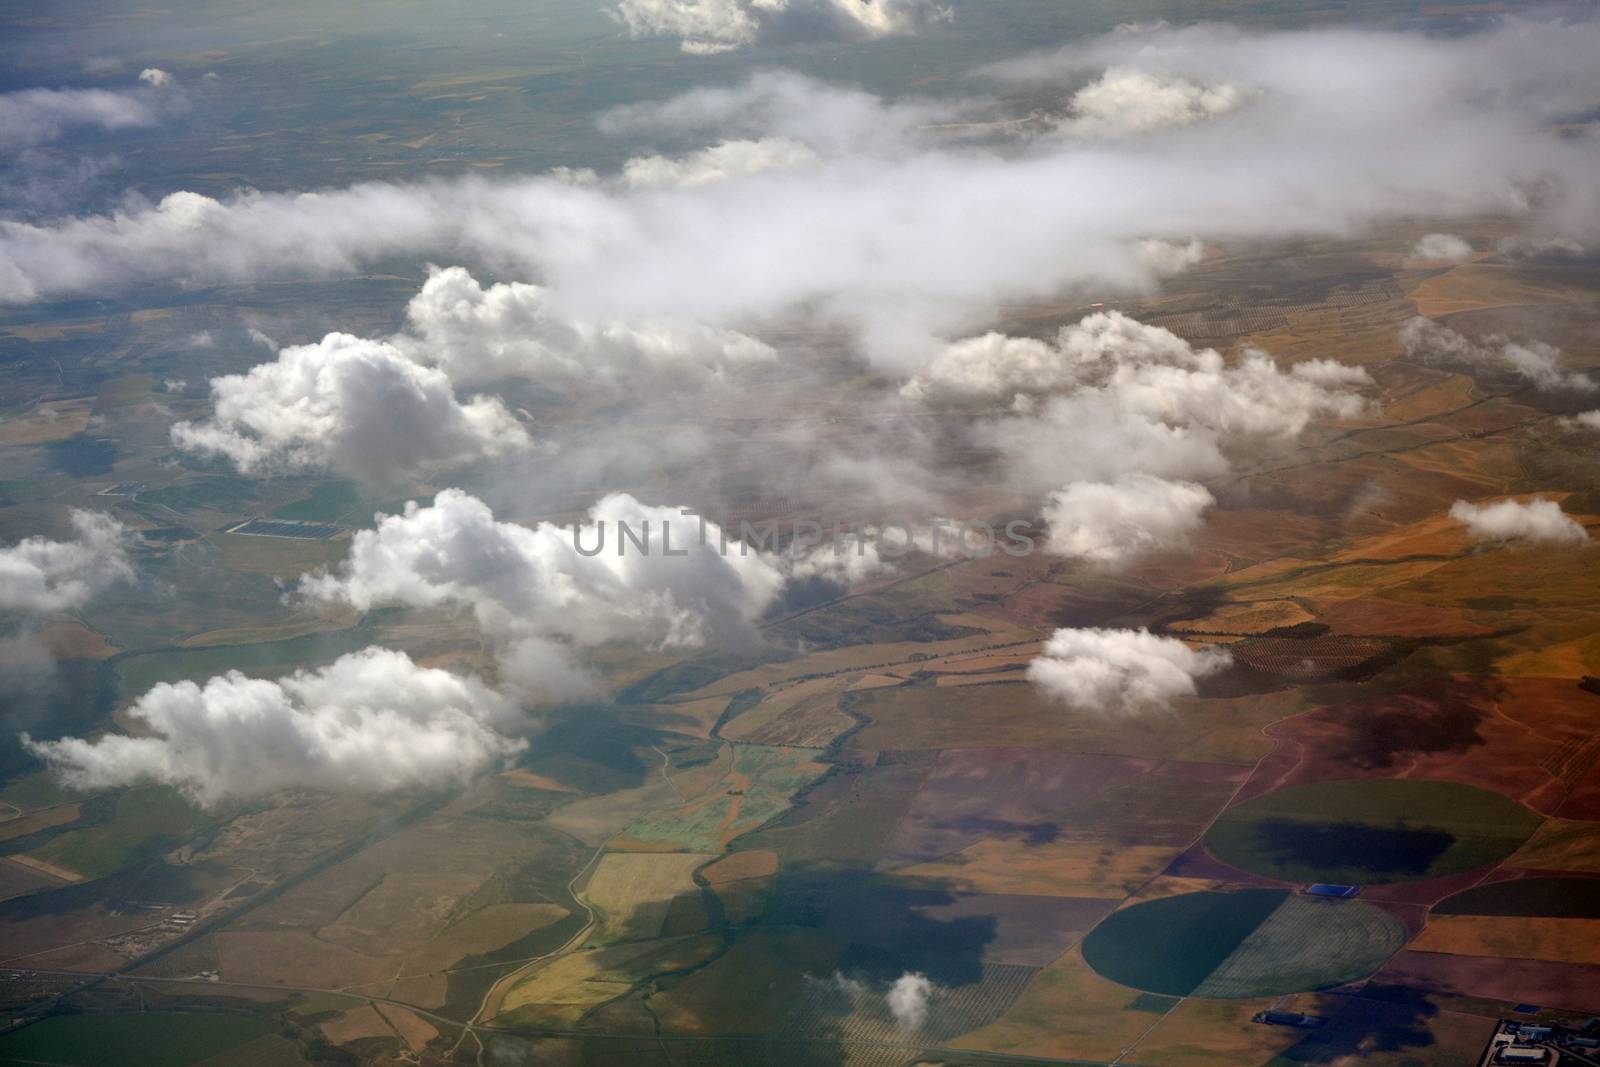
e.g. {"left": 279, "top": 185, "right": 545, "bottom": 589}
{"left": 1, "top": 21, "right": 1594, "bottom": 367}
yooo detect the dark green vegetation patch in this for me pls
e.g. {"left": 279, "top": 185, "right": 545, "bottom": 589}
{"left": 1082, "top": 890, "right": 1406, "bottom": 999}
{"left": 1434, "top": 876, "right": 1600, "bottom": 919}
{"left": 0, "top": 1011, "right": 274, "bottom": 1067}
{"left": 1082, "top": 889, "right": 1287, "bottom": 997}
{"left": 1204, "top": 779, "right": 1541, "bottom": 884}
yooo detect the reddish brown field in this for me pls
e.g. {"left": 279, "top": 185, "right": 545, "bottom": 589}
{"left": 1239, "top": 678, "right": 1594, "bottom": 815}
{"left": 1378, "top": 950, "right": 1600, "bottom": 1012}
{"left": 876, "top": 749, "right": 1157, "bottom": 868}
{"left": 1312, "top": 598, "right": 1494, "bottom": 639}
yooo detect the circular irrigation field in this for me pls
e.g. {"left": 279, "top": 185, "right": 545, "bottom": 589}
{"left": 1203, "top": 779, "right": 1542, "bottom": 885}
{"left": 1081, "top": 889, "right": 1407, "bottom": 998}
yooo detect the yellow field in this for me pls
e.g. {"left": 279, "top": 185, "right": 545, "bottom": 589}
{"left": 1125, "top": 995, "right": 1340, "bottom": 1067}
{"left": 0, "top": 399, "right": 92, "bottom": 445}
{"left": 498, "top": 933, "right": 724, "bottom": 1024}
{"left": 950, "top": 944, "right": 1165, "bottom": 1062}
{"left": 1408, "top": 263, "right": 1598, "bottom": 317}
{"left": 374, "top": 1003, "right": 437, "bottom": 1052}
{"left": 890, "top": 838, "right": 1177, "bottom": 899}
{"left": 400, "top": 902, "right": 569, "bottom": 976}
{"left": 0, "top": 805, "right": 81, "bottom": 844}
{"left": 1411, "top": 914, "right": 1600, "bottom": 966}
{"left": 213, "top": 930, "right": 393, "bottom": 989}
{"left": 720, "top": 675, "right": 855, "bottom": 747}
{"left": 582, "top": 852, "right": 713, "bottom": 942}
{"left": 1170, "top": 600, "right": 1314, "bottom": 635}
{"left": 318, "top": 1004, "right": 393, "bottom": 1045}
{"left": 675, "top": 613, "right": 1028, "bottom": 699}
{"left": 1507, "top": 819, "right": 1600, "bottom": 872}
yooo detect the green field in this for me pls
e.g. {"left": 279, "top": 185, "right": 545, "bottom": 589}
{"left": 1191, "top": 895, "right": 1406, "bottom": 997}
{"left": 29, "top": 787, "right": 208, "bottom": 880}
{"left": 1204, "top": 779, "right": 1543, "bottom": 884}
{"left": 1081, "top": 889, "right": 1406, "bottom": 998}
{"left": 0, "top": 1012, "right": 275, "bottom": 1066}
{"left": 1082, "top": 889, "right": 1287, "bottom": 997}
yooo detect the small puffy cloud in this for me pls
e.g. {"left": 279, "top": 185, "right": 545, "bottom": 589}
{"left": 1401, "top": 316, "right": 1595, "bottom": 393}
{"left": 613, "top": 0, "right": 948, "bottom": 54}
{"left": 300, "top": 490, "right": 786, "bottom": 695}
{"left": 886, "top": 972, "right": 934, "bottom": 1030}
{"left": 1060, "top": 67, "right": 1244, "bottom": 137}
{"left": 399, "top": 266, "right": 773, "bottom": 389}
{"left": 24, "top": 647, "right": 523, "bottom": 807}
{"left": 1449, "top": 497, "right": 1588, "bottom": 546}
{"left": 1568, "top": 410, "right": 1600, "bottom": 431}
{"left": 0, "top": 511, "right": 132, "bottom": 614}
{"left": 621, "top": 137, "right": 817, "bottom": 189}
{"left": 1027, "top": 627, "right": 1231, "bottom": 713}
{"left": 137, "top": 68, "right": 173, "bottom": 87}
{"left": 1042, "top": 476, "right": 1213, "bottom": 564}
{"left": 1136, "top": 237, "right": 1204, "bottom": 275}
{"left": 1409, "top": 233, "right": 1473, "bottom": 262}
{"left": 171, "top": 332, "right": 530, "bottom": 485}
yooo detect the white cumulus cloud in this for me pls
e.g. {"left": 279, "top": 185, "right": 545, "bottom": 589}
{"left": 1449, "top": 497, "right": 1589, "bottom": 546}
{"left": 886, "top": 971, "right": 934, "bottom": 1030}
{"left": 620, "top": 137, "right": 818, "bottom": 188}
{"left": 398, "top": 265, "right": 774, "bottom": 389}
{"left": 23, "top": 647, "right": 523, "bottom": 807}
{"left": 171, "top": 332, "right": 530, "bottom": 485}
{"left": 1409, "top": 233, "right": 1473, "bottom": 262}
{"left": 1060, "top": 67, "right": 1244, "bottom": 137}
{"left": 299, "top": 490, "right": 787, "bottom": 695}
{"left": 1042, "top": 476, "right": 1213, "bottom": 564}
{"left": 1027, "top": 627, "right": 1231, "bottom": 713}
{"left": 0, "top": 511, "right": 132, "bottom": 614}
{"left": 929, "top": 313, "right": 1367, "bottom": 562}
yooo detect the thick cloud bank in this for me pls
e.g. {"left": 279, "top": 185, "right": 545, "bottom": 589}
{"left": 0, "top": 511, "right": 132, "bottom": 613}
{"left": 1027, "top": 627, "right": 1231, "bottom": 712}
{"left": 1450, "top": 497, "right": 1589, "bottom": 545}
{"left": 300, "top": 490, "right": 786, "bottom": 694}
{"left": 1401, "top": 317, "right": 1596, "bottom": 393}
{"left": 2, "top": 21, "right": 1596, "bottom": 361}
{"left": 24, "top": 647, "right": 523, "bottom": 806}
{"left": 171, "top": 332, "right": 530, "bottom": 484}
{"left": 613, "top": 0, "right": 948, "bottom": 54}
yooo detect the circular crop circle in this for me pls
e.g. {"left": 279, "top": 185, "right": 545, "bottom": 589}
{"left": 1081, "top": 889, "right": 1407, "bottom": 998}
{"left": 1203, "top": 779, "right": 1541, "bottom": 885}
